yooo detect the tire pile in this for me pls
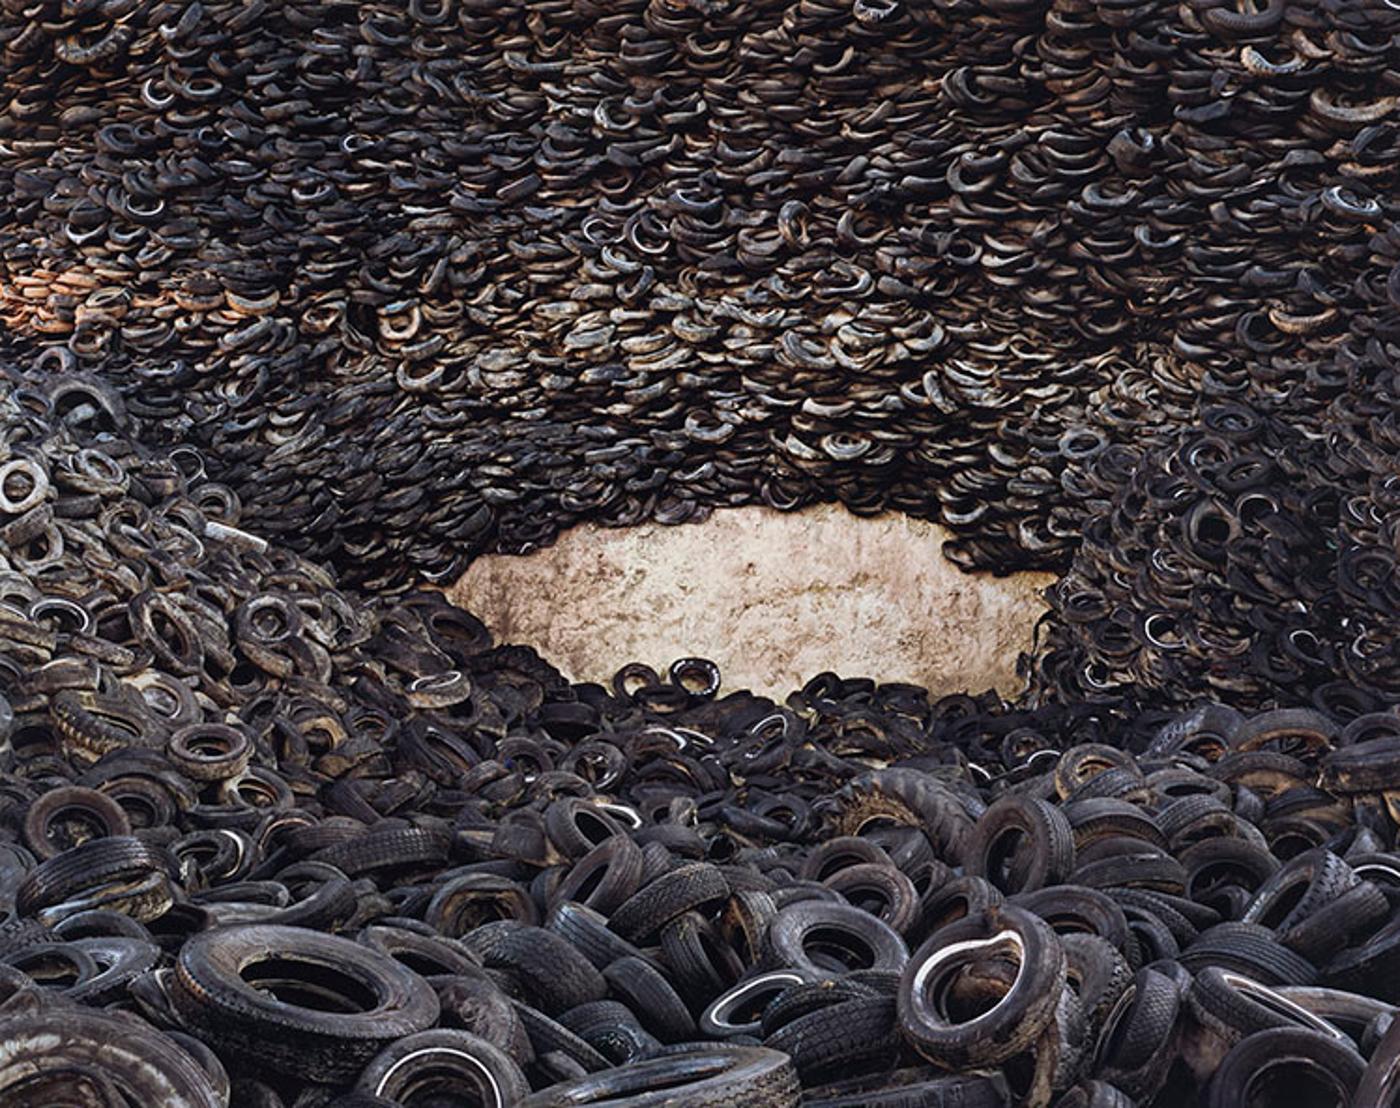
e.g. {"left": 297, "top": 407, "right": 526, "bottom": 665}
{"left": 0, "top": 0, "right": 1399, "bottom": 1104}
{"left": 0, "top": 369, "right": 1397, "bottom": 1106}
{"left": 0, "top": 0, "right": 1395, "bottom": 631}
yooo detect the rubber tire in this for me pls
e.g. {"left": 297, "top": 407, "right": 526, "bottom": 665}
{"left": 518, "top": 1043, "right": 799, "bottom": 1107}
{"left": 168, "top": 923, "right": 439, "bottom": 1081}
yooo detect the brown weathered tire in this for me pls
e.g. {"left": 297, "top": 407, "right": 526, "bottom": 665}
{"left": 898, "top": 904, "right": 1066, "bottom": 1069}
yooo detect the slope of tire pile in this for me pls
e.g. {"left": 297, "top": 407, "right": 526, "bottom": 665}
{"left": 0, "top": 368, "right": 1394, "bottom": 1105}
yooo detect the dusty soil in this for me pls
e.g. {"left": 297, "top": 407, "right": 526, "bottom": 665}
{"left": 450, "top": 504, "right": 1054, "bottom": 699}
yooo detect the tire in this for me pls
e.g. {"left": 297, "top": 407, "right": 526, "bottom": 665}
{"left": 1204, "top": 1027, "right": 1363, "bottom": 1108}
{"left": 763, "top": 994, "right": 899, "bottom": 1083}
{"left": 548, "top": 902, "right": 651, "bottom": 970}
{"left": 1241, "top": 848, "right": 1356, "bottom": 933}
{"left": 964, "top": 796, "right": 1075, "bottom": 895}
{"left": 829, "top": 769, "right": 974, "bottom": 867}
{"left": 661, "top": 911, "right": 744, "bottom": 1010}
{"left": 609, "top": 863, "right": 730, "bottom": 942}
{"left": 1355, "top": 1011, "right": 1400, "bottom": 1106}
{"left": 545, "top": 799, "right": 629, "bottom": 860}
{"left": 764, "top": 900, "right": 908, "bottom": 978}
{"left": 914, "top": 875, "right": 1003, "bottom": 948}
{"left": 518, "top": 1044, "right": 799, "bottom": 1107}
{"left": 0, "top": 1005, "right": 222, "bottom": 1106}
{"left": 1277, "top": 880, "right": 1389, "bottom": 963}
{"left": 168, "top": 923, "right": 439, "bottom": 1081}
{"left": 1011, "top": 885, "right": 1131, "bottom": 956}
{"left": 559, "top": 999, "right": 662, "bottom": 1063}
{"left": 513, "top": 1000, "right": 611, "bottom": 1074}
{"left": 355, "top": 1029, "right": 530, "bottom": 1107}
{"left": 701, "top": 969, "right": 809, "bottom": 1038}
{"left": 823, "top": 863, "right": 919, "bottom": 936}
{"left": 472, "top": 925, "right": 606, "bottom": 1016}
{"left": 549, "top": 835, "right": 644, "bottom": 916}
{"left": 15, "top": 836, "right": 174, "bottom": 921}
{"left": 1187, "top": 967, "right": 1348, "bottom": 1045}
{"left": 804, "top": 1069, "right": 1010, "bottom": 1107}
{"left": 433, "top": 972, "right": 534, "bottom": 1065}
{"left": 1093, "top": 964, "right": 1186, "bottom": 1099}
{"left": 603, "top": 956, "right": 696, "bottom": 1043}
{"left": 1274, "top": 984, "right": 1396, "bottom": 1046}
{"left": 1179, "top": 837, "right": 1279, "bottom": 918}
{"left": 898, "top": 905, "right": 1065, "bottom": 1069}
{"left": 1060, "top": 932, "right": 1131, "bottom": 1034}
{"left": 21, "top": 786, "right": 131, "bottom": 861}
{"left": 1325, "top": 915, "right": 1400, "bottom": 1002}
{"left": 1180, "top": 922, "right": 1318, "bottom": 986}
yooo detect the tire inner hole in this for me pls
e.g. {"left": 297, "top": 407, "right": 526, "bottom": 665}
{"left": 802, "top": 927, "right": 875, "bottom": 973}
{"left": 986, "top": 827, "right": 1033, "bottom": 890}
{"left": 1247, "top": 1062, "right": 1347, "bottom": 1108}
{"left": 241, "top": 957, "right": 378, "bottom": 1013}
{"left": 46, "top": 806, "right": 105, "bottom": 850}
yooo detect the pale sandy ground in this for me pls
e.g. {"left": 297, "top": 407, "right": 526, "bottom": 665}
{"left": 449, "top": 504, "right": 1054, "bottom": 700}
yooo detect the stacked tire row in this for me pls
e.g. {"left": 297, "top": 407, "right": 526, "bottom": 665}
{"left": 0, "top": 0, "right": 1396, "bottom": 622}
{"left": 1030, "top": 386, "right": 1400, "bottom": 712}
{"left": 0, "top": 367, "right": 1398, "bottom": 1105}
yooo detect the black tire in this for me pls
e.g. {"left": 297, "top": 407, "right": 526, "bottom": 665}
{"left": 914, "top": 875, "right": 1004, "bottom": 947}
{"left": 1093, "top": 964, "right": 1186, "bottom": 1099}
{"left": 609, "top": 863, "right": 730, "bottom": 942}
{"left": 472, "top": 925, "right": 607, "bottom": 1016}
{"left": 559, "top": 999, "right": 662, "bottom": 1063}
{"left": 548, "top": 902, "right": 650, "bottom": 970}
{"left": 1188, "top": 967, "right": 1348, "bottom": 1045}
{"left": 15, "top": 836, "right": 173, "bottom": 920}
{"left": 21, "top": 785, "right": 131, "bottom": 861}
{"left": 1205, "top": 1027, "right": 1363, "bottom": 1108}
{"left": 518, "top": 1044, "right": 799, "bottom": 1107}
{"left": 764, "top": 900, "right": 908, "bottom": 978}
{"left": 1010, "top": 885, "right": 1131, "bottom": 956}
{"left": 1241, "top": 848, "right": 1356, "bottom": 934}
{"left": 1060, "top": 932, "right": 1131, "bottom": 1034}
{"left": 433, "top": 972, "right": 535, "bottom": 1065}
{"left": 1180, "top": 922, "right": 1318, "bottom": 986}
{"left": 355, "top": 1029, "right": 530, "bottom": 1106}
{"left": 1356, "top": 1011, "right": 1400, "bottom": 1107}
{"left": 513, "top": 1000, "right": 611, "bottom": 1074}
{"left": 0, "top": 1005, "right": 222, "bottom": 1106}
{"left": 804, "top": 1069, "right": 1010, "bottom": 1107}
{"left": 964, "top": 796, "right": 1075, "bottom": 895}
{"left": 168, "top": 923, "right": 439, "bottom": 1081}
{"left": 1277, "top": 879, "right": 1389, "bottom": 964}
{"left": 661, "top": 910, "right": 744, "bottom": 1010}
{"left": 701, "top": 969, "right": 809, "bottom": 1038}
{"left": 545, "top": 799, "right": 629, "bottom": 860}
{"left": 1274, "top": 984, "right": 1397, "bottom": 1046}
{"left": 549, "top": 835, "right": 644, "bottom": 916}
{"left": 829, "top": 769, "right": 974, "bottom": 867}
{"left": 823, "top": 863, "right": 919, "bottom": 936}
{"left": 763, "top": 994, "right": 899, "bottom": 1083}
{"left": 603, "top": 955, "right": 696, "bottom": 1043}
{"left": 1325, "top": 915, "right": 1400, "bottom": 1003}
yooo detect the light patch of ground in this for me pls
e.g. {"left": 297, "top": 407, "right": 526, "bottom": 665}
{"left": 449, "top": 504, "right": 1054, "bottom": 700}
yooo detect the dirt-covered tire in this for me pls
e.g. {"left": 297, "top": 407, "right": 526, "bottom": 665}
{"left": 898, "top": 905, "right": 1065, "bottom": 1069}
